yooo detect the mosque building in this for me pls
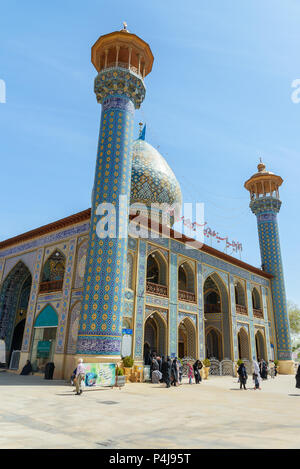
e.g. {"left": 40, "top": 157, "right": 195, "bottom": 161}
{"left": 0, "top": 26, "right": 294, "bottom": 379}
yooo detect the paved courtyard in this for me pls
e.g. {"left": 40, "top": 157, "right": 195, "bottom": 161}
{"left": 0, "top": 371, "right": 299, "bottom": 449}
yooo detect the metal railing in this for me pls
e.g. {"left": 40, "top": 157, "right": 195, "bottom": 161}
{"left": 178, "top": 290, "right": 196, "bottom": 303}
{"left": 204, "top": 303, "right": 221, "bottom": 314}
{"left": 253, "top": 308, "right": 263, "bottom": 319}
{"left": 146, "top": 282, "right": 168, "bottom": 297}
{"left": 236, "top": 304, "right": 248, "bottom": 315}
{"left": 39, "top": 280, "right": 63, "bottom": 293}
{"left": 105, "top": 61, "right": 140, "bottom": 76}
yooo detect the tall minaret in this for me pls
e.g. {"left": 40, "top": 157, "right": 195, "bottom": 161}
{"left": 244, "top": 161, "right": 294, "bottom": 374}
{"left": 77, "top": 25, "right": 154, "bottom": 360}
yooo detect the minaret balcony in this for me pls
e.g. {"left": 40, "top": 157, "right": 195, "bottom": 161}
{"left": 105, "top": 61, "right": 141, "bottom": 77}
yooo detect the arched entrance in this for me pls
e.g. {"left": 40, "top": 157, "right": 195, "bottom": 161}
{"left": 30, "top": 304, "right": 58, "bottom": 372}
{"left": 255, "top": 330, "right": 266, "bottom": 361}
{"left": 178, "top": 317, "right": 197, "bottom": 359}
{"left": 204, "top": 273, "right": 232, "bottom": 360}
{"left": 206, "top": 327, "right": 222, "bottom": 360}
{"left": 0, "top": 262, "right": 32, "bottom": 364}
{"left": 238, "top": 327, "right": 250, "bottom": 360}
{"left": 143, "top": 312, "right": 167, "bottom": 363}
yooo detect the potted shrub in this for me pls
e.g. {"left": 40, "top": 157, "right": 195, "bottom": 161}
{"left": 115, "top": 367, "right": 126, "bottom": 388}
{"left": 202, "top": 358, "right": 211, "bottom": 380}
{"left": 274, "top": 359, "right": 279, "bottom": 374}
{"left": 122, "top": 356, "right": 134, "bottom": 382}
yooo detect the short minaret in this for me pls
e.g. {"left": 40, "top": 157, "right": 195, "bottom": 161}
{"left": 244, "top": 161, "right": 294, "bottom": 373}
{"left": 77, "top": 26, "right": 153, "bottom": 360}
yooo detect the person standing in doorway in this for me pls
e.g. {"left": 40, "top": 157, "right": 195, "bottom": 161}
{"left": 75, "top": 358, "right": 85, "bottom": 395}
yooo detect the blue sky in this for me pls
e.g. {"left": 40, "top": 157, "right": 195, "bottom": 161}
{"left": 0, "top": 0, "right": 299, "bottom": 304}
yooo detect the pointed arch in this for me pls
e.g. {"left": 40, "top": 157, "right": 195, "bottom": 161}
{"left": 206, "top": 326, "right": 222, "bottom": 360}
{"left": 235, "top": 281, "right": 246, "bottom": 306}
{"left": 0, "top": 261, "right": 32, "bottom": 361}
{"left": 238, "top": 327, "right": 250, "bottom": 359}
{"left": 146, "top": 250, "right": 168, "bottom": 297}
{"left": 34, "top": 304, "right": 58, "bottom": 328}
{"left": 40, "top": 249, "right": 66, "bottom": 293}
{"left": 204, "top": 272, "right": 232, "bottom": 360}
{"left": 252, "top": 286, "right": 261, "bottom": 310}
{"left": 178, "top": 316, "right": 197, "bottom": 359}
{"left": 255, "top": 329, "right": 266, "bottom": 361}
{"left": 30, "top": 304, "right": 58, "bottom": 372}
{"left": 143, "top": 310, "right": 167, "bottom": 360}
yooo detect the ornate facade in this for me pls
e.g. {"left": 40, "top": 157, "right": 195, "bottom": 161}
{"left": 0, "top": 27, "right": 293, "bottom": 378}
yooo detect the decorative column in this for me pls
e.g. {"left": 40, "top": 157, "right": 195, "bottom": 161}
{"left": 229, "top": 275, "right": 239, "bottom": 362}
{"left": 133, "top": 239, "right": 147, "bottom": 362}
{"left": 77, "top": 27, "right": 153, "bottom": 360}
{"left": 197, "top": 262, "right": 205, "bottom": 360}
{"left": 169, "top": 252, "right": 178, "bottom": 357}
{"left": 244, "top": 161, "right": 293, "bottom": 373}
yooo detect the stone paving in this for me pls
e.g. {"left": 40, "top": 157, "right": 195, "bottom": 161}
{"left": 0, "top": 371, "right": 299, "bottom": 449}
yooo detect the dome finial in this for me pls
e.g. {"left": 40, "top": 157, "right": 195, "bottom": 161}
{"left": 257, "top": 157, "right": 266, "bottom": 173}
{"left": 121, "top": 21, "right": 129, "bottom": 32}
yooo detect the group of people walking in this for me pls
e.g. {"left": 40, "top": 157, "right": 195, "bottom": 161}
{"left": 237, "top": 358, "right": 278, "bottom": 390}
{"left": 149, "top": 353, "right": 204, "bottom": 388}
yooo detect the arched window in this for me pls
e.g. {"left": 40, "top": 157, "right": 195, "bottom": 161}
{"left": 252, "top": 287, "right": 261, "bottom": 310}
{"left": 146, "top": 251, "right": 168, "bottom": 297}
{"left": 178, "top": 262, "right": 196, "bottom": 302}
{"left": 234, "top": 281, "right": 247, "bottom": 314}
{"left": 204, "top": 277, "right": 221, "bottom": 313}
{"left": 40, "top": 250, "right": 65, "bottom": 293}
{"left": 178, "top": 266, "right": 187, "bottom": 291}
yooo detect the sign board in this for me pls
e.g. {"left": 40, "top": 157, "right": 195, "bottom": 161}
{"left": 121, "top": 330, "right": 132, "bottom": 357}
{"left": 82, "top": 363, "right": 116, "bottom": 388}
{"left": 37, "top": 340, "right": 51, "bottom": 358}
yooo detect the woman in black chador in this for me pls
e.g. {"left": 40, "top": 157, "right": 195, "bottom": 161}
{"left": 162, "top": 357, "right": 172, "bottom": 388}
{"left": 260, "top": 359, "right": 268, "bottom": 380}
{"left": 20, "top": 360, "right": 32, "bottom": 376}
{"left": 237, "top": 362, "right": 248, "bottom": 390}
{"left": 296, "top": 364, "right": 300, "bottom": 389}
{"left": 171, "top": 358, "right": 179, "bottom": 386}
{"left": 193, "top": 360, "right": 202, "bottom": 384}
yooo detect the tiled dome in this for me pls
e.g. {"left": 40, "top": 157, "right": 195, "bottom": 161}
{"left": 130, "top": 137, "right": 182, "bottom": 215}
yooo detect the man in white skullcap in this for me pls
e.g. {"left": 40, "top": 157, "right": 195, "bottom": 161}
{"left": 75, "top": 358, "right": 85, "bottom": 395}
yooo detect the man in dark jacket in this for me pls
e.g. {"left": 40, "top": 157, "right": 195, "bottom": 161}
{"left": 237, "top": 362, "right": 248, "bottom": 390}
{"left": 162, "top": 357, "right": 172, "bottom": 388}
